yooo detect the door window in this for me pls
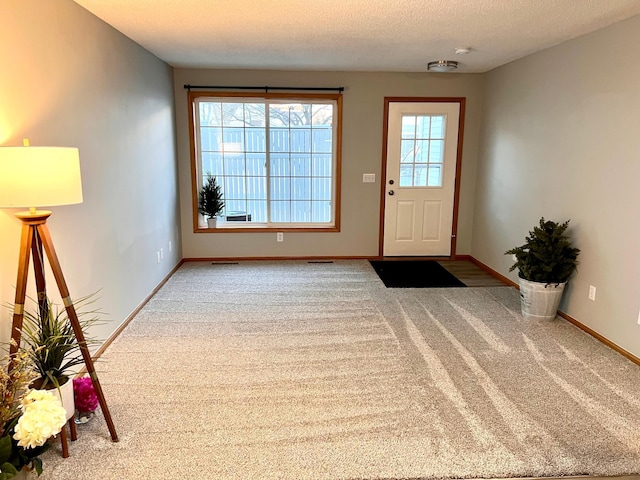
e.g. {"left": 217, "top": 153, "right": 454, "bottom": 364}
{"left": 399, "top": 115, "right": 446, "bottom": 187}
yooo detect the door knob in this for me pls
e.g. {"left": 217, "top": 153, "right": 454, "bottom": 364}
{"left": 388, "top": 190, "right": 395, "bottom": 196}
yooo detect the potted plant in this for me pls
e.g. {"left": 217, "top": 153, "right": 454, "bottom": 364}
{"left": 505, "top": 218, "right": 580, "bottom": 320}
{"left": 198, "top": 175, "right": 224, "bottom": 228}
{"left": 20, "top": 294, "right": 101, "bottom": 421}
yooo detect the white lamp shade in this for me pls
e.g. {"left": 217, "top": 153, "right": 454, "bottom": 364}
{"left": 0, "top": 146, "right": 83, "bottom": 208}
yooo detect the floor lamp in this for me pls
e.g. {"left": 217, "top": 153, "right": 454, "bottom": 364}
{"left": 0, "top": 143, "right": 118, "bottom": 448}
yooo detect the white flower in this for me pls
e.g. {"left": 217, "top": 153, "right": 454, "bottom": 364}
{"left": 13, "top": 389, "right": 67, "bottom": 449}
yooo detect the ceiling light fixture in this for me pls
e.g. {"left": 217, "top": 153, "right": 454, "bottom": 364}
{"left": 427, "top": 60, "right": 458, "bottom": 73}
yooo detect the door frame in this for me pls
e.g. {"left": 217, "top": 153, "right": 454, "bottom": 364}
{"left": 378, "top": 97, "right": 466, "bottom": 258}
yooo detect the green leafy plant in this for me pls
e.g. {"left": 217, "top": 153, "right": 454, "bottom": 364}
{"left": 198, "top": 175, "right": 225, "bottom": 219}
{"left": 20, "top": 294, "right": 102, "bottom": 390}
{"left": 505, "top": 218, "right": 580, "bottom": 284}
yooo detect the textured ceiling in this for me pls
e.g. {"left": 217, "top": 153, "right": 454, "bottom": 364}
{"left": 72, "top": 0, "right": 640, "bottom": 72}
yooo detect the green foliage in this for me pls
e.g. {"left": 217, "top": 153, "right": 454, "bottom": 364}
{"left": 0, "top": 431, "right": 49, "bottom": 478}
{"left": 505, "top": 218, "right": 580, "bottom": 284}
{"left": 198, "top": 175, "right": 225, "bottom": 219}
{"left": 0, "top": 433, "right": 18, "bottom": 479}
{"left": 21, "top": 294, "right": 102, "bottom": 390}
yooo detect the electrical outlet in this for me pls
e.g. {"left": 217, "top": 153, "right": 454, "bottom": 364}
{"left": 637, "top": 310, "right": 640, "bottom": 325}
{"left": 363, "top": 173, "right": 376, "bottom": 183}
{"left": 277, "top": 232, "right": 284, "bottom": 242}
{"left": 160, "top": 248, "right": 164, "bottom": 260}
{"left": 169, "top": 241, "right": 172, "bottom": 252}
{"left": 156, "top": 251, "right": 161, "bottom": 264}
{"left": 588, "top": 285, "right": 596, "bottom": 301}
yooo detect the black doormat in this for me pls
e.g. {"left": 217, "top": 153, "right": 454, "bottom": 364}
{"left": 370, "top": 260, "right": 466, "bottom": 288}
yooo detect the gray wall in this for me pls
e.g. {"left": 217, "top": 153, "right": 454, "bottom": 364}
{"left": 0, "top": 0, "right": 181, "bottom": 345}
{"left": 472, "top": 15, "right": 640, "bottom": 356}
{"left": 174, "top": 69, "right": 484, "bottom": 258}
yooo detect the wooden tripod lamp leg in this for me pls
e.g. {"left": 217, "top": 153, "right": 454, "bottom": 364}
{"left": 31, "top": 229, "right": 49, "bottom": 321}
{"left": 9, "top": 223, "right": 36, "bottom": 359}
{"left": 37, "top": 223, "right": 119, "bottom": 443}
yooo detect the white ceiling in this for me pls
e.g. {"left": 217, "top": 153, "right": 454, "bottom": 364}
{"left": 72, "top": 0, "right": 640, "bottom": 73}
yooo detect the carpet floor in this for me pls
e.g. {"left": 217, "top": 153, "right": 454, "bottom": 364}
{"left": 39, "top": 260, "right": 640, "bottom": 479}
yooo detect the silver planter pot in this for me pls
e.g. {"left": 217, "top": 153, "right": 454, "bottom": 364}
{"left": 518, "top": 277, "right": 566, "bottom": 321}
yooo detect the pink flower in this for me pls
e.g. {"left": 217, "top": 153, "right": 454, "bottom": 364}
{"left": 73, "top": 377, "right": 98, "bottom": 412}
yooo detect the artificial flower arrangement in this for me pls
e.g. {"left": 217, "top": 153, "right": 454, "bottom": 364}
{"left": 73, "top": 377, "right": 98, "bottom": 423}
{"left": 0, "top": 347, "right": 67, "bottom": 479}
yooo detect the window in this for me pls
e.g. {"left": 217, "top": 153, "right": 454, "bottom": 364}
{"left": 189, "top": 92, "right": 342, "bottom": 231}
{"left": 399, "top": 114, "right": 445, "bottom": 187}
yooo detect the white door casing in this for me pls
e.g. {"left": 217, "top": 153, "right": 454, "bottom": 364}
{"left": 383, "top": 101, "right": 461, "bottom": 256}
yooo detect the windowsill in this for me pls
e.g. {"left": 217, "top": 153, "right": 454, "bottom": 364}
{"left": 195, "top": 224, "right": 338, "bottom": 233}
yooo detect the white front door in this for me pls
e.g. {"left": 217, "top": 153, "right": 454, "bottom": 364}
{"left": 383, "top": 101, "right": 461, "bottom": 256}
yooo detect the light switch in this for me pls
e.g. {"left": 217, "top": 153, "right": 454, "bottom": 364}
{"left": 363, "top": 173, "right": 376, "bottom": 183}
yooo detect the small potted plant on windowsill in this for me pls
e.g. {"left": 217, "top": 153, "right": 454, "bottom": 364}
{"left": 505, "top": 217, "right": 580, "bottom": 321}
{"left": 198, "top": 175, "right": 225, "bottom": 228}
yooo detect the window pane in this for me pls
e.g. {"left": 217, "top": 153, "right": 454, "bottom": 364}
{"left": 225, "top": 199, "right": 245, "bottom": 215}
{"left": 224, "top": 154, "right": 244, "bottom": 176}
{"left": 244, "top": 103, "right": 265, "bottom": 126}
{"left": 291, "top": 155, "right": 311, "bottom": 176}
{"left": 270, "top": 201, "right": 290, "bottom": 222}
{"left": 401, "top": 116, "right": 415, "bottom": 139}
{"left": 430, "top": 115, "right": 446, "bottom": 138}
{"left": 415, "top": 140, "right": 429, "bottom": 163}
{"left": 202, "top": 153, "right": 224, "bottom": 176}
{"left": 200, "top": 127, "right": 222, "bottom": 151}
{"left": 399, "top": 165, "right": 413, "bottom": 186}
{"left": 400, "top": 140, "right": 414, "bottom": 163}
{"left": 270, "top": 154, "right": 289, "bottom": 176}
{"left": 429, "top": 140, "right": 444, "bottom": 163}
{"left": 312, "top": 201, "right": 331, "bottom": 222}
{"left": 270, "top": 177, "right": 290, "bottom": 200}
{"left": 416, "top": 116, "right": 431, "bottom": 138}
{"left": 199, "top": 102, "right": 222, "bottom": 126}
{"left": 312, "top": 154, "right": 332, "bottom": 176}
{"left": 428, "top": 165, "right": 443, "bottom": 187}
{"left": 312, "top": 128, "right": 332, "bottom": 153}
{"left": 414, "top": 165, "right": 428, "bottom": 187}
{"left": 224, "top": 177, "right": 245, "bottom": 203}
{"left": 291, "top": 177, "right": 311, "bottom": 200}
{"left": 246, "top": 176, "right": 266, "bottom": 200}
{"left": 246, "top": 153, "right": 266, "bottom": 176}
{"left": 246, "top": 200, "right": 266, "bottom": 222}
{"left": 269, "top": 105, "right": 290, "bottom": 126}
{"left": 312, "top": 178, "right": 332, "bottom": 201}
{"left": 223, "top": 103, "right": 243, "bottom": 125}
{"left": 290, "top": 129, "right": 311, "bottom": 152}
{"left": 291, "top": 201, "right": 311, "bottom": 222}
{"left": 270, "top": 128, "right": 289, "bottom": 152}
{"left": 288, "top": 104, "right": 311, "bottom": 126}
{"left": 245, "top": 128, "right": 265, "bottom": 152}
{"left": 311, "top": 104, "right": 333, "bottom": 126}
{"left": 223, "top": 128, "right": 243, "bottom": 152}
